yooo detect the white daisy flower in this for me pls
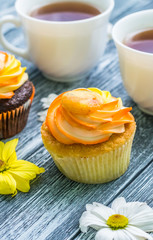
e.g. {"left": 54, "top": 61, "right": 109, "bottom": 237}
{"left": 38, "top": 93, "right": 58, "bottom": 122}
{"left": 79, "top": 197, "right": 153, "bottom": 240}
{"left": 41, "top": 93, "right": 58, "bottom": 109}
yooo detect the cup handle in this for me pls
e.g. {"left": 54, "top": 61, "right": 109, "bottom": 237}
{"left": 107, "top": 23, "right": 113, "bottom": 40}
{"left": 0, "top": 15, "right": 29, "bottom": 60}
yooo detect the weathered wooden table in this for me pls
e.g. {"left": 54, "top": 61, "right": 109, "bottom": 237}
{"left": 0, "top": 0, "right": 153, "bottom": 239}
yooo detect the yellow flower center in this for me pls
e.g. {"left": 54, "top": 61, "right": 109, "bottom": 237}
{"left": 0, "top": 159, "right": 6, "bottom": 172}
{"left": 107, "top": 214, "right": 128, "bottom": 230}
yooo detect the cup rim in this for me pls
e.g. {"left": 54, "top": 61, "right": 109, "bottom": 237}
{"left": 112, "top": 9, "right": 153, "bottom": 56}
{"left": 15, "top": 0, "right": 114, "bottom": 25}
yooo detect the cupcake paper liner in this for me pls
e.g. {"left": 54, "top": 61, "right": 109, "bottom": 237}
{"left": 51, "top": 133, "right": 135, "bottom": 184}
{"left": 0, "top": 99, "right": 31, "bottom": 139}
{"left": 0, "top": 87, "right": 35, "bottom": 139}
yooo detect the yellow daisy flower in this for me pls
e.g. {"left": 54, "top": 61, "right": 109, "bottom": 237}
{"left": 0, "top": 139, "right": 45, "bottom": 196}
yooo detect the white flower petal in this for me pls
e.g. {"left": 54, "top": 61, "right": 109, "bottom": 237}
{"left": 37, "top": 110, "right": 48, "bottom": 122}
{"left": 85, "top": 202, "right": 115, "bottom": 221}
{"left": 93, "top": 202, "right": 113, "bottom": 209}
{"left": 112, "top": 200, "right": 152, "bottom": 221}
{"left": 130, "top": 218, "right": 153, "bottom": 232}
{"left": 127, "top": 226, "right": 153, "bottom": 240}
{"left": 90, "top": 204, "right": 115, "bottom": 221}
{"left": 79, "top": 211, "right": 107, "bottom": 233}
{"left": 111, "top": 197, "right": 126, "bottom": 212}
{"left": 113, "top": 229, "right": 132, "bottom": 240}
{"left": 95, "top": 228, "right": 114, "bottom": 240}
{"left": 129, "top": 205, "right": 153, "bottom": 232}
{"left": 41, "top": 93, "right": 58, "bottom": 109}
{"left": 86, "top": 204, "right": 94, "bottom": 211}
{"left": 123, "top": 229, "right": 141, "bottom": 240}
{"left": 126, "top": 202, "right": 152, "bottom": 217}
{"left": 37, "top": 110, "right": 47, "bottom": 117}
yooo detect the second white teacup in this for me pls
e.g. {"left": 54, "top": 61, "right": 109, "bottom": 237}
{"left": 113, "top": 10, "right": 153, "bottom": 115}
{"left": 0, "top": 0, "right": 114, "bottom": 82}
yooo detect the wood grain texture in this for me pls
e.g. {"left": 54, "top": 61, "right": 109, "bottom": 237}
{"left": 0, "top": 0, "right": 153, "bottom": 240}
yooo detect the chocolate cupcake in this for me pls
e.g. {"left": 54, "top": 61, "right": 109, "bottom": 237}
{"left": 0, "top": 51, "right": 35, "bottom": 139}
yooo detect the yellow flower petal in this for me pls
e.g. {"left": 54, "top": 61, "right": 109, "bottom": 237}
{"left": 0, "top": 172, "right": 16, "bottom": 195}
{"left": 2, "top": 139, "right": 18, "bottom": 162}
{"left": 0, "top": 141, "right": 4, "bottom": 159}
{"left": 0, "top": 139, "right": 45, "bottom": 195}
{"left": 9, "top": 160, "right": 45, "bottom": 180}
{"left": 7, "top": 152, "right": 17, "bottom": 165}
{"left": 8, "top": 173, "right": 30, "bottom": 192}
{"left": 7, "top": 160, "right": 45, "bottom": 193}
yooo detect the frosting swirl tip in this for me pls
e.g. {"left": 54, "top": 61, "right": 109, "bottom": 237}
{"left": 0, "top": 51, "right": 28, "bottom": 99}
{"left": 46, "top": 88, "right": 135, "bottom": 145}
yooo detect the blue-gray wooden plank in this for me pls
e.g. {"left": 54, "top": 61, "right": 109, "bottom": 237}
{"left": 0, "top": 0, "right": 153, "bottom": 240}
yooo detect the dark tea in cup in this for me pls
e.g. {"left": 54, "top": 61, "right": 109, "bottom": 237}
{"left": 124, "top": 28, "right": 153, "bottom": 54}
{"left": 30, "top": 1, "right": 101, "bottom": 22}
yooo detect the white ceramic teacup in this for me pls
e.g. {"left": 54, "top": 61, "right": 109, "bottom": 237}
{"left": 112, "top": 10, "right": 153, "bottom": 116}
{"left": 0, "top": 0, "right": 114, "bottom": 82}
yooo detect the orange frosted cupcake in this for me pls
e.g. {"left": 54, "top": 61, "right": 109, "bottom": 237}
{"left": 0, "top": 51, "right": 35, "bottom": 139}
{"left": 41, "top": 88, "right": 136, "bottom": 184}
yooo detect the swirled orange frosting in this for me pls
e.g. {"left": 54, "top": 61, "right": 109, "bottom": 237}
{"left": 46, "top": 88, "right": 134, "bottom": 145}
{"left": 0, "top": 51, "right": 28, "bottom": 99}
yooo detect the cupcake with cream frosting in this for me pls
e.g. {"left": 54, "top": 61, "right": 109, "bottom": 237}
{"left": 0, "top": 51, "right": 35, "bottom": 139}
{"left": 41, "top": 88, "right": 136, "bottom": 184}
